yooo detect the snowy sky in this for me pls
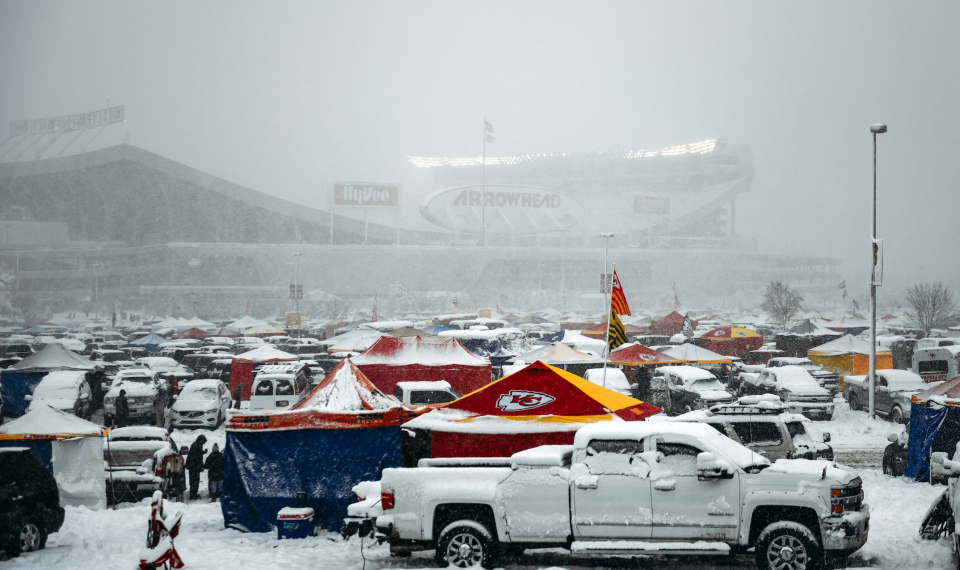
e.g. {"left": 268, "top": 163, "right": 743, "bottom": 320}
{"left": 1, "top": 1, "right": 958, "bottom": 291}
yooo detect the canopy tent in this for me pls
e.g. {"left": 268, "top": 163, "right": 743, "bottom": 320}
{"left": 459, "top": 338, "right": 532, "bottom": 368}
{"left": 774, "top": 320, "right": 843, "bottom": 357}
{"left": 390, "top": 326, "right": 432, "bottom": 337}
{"left": 242, "top": 324, "right": 287, "bottom": 337}
{"left": 508, "top": 342, "right": 604, "bottom": 365}
{"left": 178, "top": 327, "right": 211, "bottom": 339}
{"left": 807, "top": 334, "right": 892, "bottom": 379}
{"left": 185, "top": 317, "right": 215, "bottom": 328}
{"left": 402, "top": 360, "right": 662, "bottom": 464}
{"left": 607, "top": 342, "right": 680, "bottom": 366}
{"left": 227, "top": 315, "right": 266, "bottom": 329}
{"left": 327, "top": 334, "right": 384, "bottom": 355}
{"left": 0, "top": 405, "right": 107, "bottom": 508}
{"left": 352, "top": 336, "right": 492, "bottom": 396}
{"left": 579, "top": 321, "right": 647, "bottom": 339}
{"left": 208, "top": 327, "right": 242, "bottom": 338}
{"left": 661, "top": 343, "right": 732, "bottom": 364}
{"left": 651, "top": 311, "right": 697, "bottom": 336}
{"left": 222, "top": 359, "right": 417, "bottom": 532}
{"left": 319, "top": 329, "right": 388, "bottom": 347}
{"left": 127, "top": 333, "right": 169, "bottom": 352}
{"left": 229, "top": 345, "right": 298, "bottom": 400}
{"left": 905, "top": 377, "right": 960, "bottom": 481}
{"left": 698, "top": 326, "right": 764, "bottom": 357}
{"left": 823, "top": 317, "right": 872, "bottom": 336}
{"left": 1, "top": 344, "right": 95, "bottom": 415}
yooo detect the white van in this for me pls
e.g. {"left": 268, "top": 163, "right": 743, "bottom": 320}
{"left": 583, "top": 368, "right": 634, "bottom": 397}
{"left": 912, "top": 346, "right": 960, "bottom": 383}
{"left": 249, "top": 363, "right": 310, "bottom": 410}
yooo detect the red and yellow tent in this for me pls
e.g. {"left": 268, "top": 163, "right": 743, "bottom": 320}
{"left": 401, "top": 360, "right": 661, "bottom": 462}
{"left": 607, "top": 343, "right": 680, "bottom": 366}
{"left": 699, "top": 326, "right": 764, "bottom": 357}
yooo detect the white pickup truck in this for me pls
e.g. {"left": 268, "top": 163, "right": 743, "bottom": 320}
{"left": 373, "top": 422, "right": 869, "bottom": 570}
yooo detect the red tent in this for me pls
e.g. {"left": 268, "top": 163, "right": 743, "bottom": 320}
{"left": 607, "top": 343, "right": 680, "bottom": 366}
{"left": 650, "top": 311, "right": 696, "bottom": 336}
{"left": 699, "top": 326, "right": 764, "bottom": 357}
{"left": 352, "top": 336, "right": 491, "bottom": 396}
{"left": 178, "top": 327, "right": 211, "bottom": 339}
{"left": 208, "top": 327, "right": 242, "bottom": 338}
{"left": 401, "top": 360, "right": 661, "bottom": 463}
{"left": 229, "top": 345, "right": 298, "bottom": 400}
{"left": 580, "top": 321, "right": 648, "bottom": 339}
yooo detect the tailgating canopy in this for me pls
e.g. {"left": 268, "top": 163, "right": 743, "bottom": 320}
{"left": 607, "top": 342, "right": 680, "bottom": 366}
{"left": 661, "top": 343, "right": 732, "bottom": 364}
{"left": 208, "top": 327, "right": 242, "bottom": 338}
{"left": 0, "top": 405, "right": 106, "bottom": 508}
{"left": 580, "top": 321, "right": 646, "bottom": 339}
{"left": 823, "top": 317, "right": 872, "bottom": 336}
{"left": 698, "top": 327, "right": 764, "bottom": 357}
{"left": 402, "top": 360, "right": 662, "bottom": 462}
{"left": 508, "top": 341, "right": 604, "bottom": 365}
{"left": 807, "top": 334, "right": 892, "bottom": 378}
{"left": 229, "top": 345, "right": 297, "bottom": 400}
{"left": 228, "top": 315, "right": 266, "bottom": 329}
{"left": 222, "top": 360, "right": 415, "bottom": 532}
{"left": 905, "top": 377, "right": 960, "bottom": 481}
{"left": 178, "top": 327, "right": 210, "bottom": 339}
{"left": 1, "top": 344, "right": 95, "bottom": 415}
{"left": 128, "top": 333, "right": 169, "bottom": 352}
{"left": 352, "top": 336, "right": 492, "bottom": 396}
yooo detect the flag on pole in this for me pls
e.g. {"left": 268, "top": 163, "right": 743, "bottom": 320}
{"left": 453, "top": 296, "right": 458, "bottom": 308}
{"left": 484, "top": 118, "right": 494, "bottom": 143}
{"left": 610, "top": 269, "right": 631, "bottom": 316}
{"left": 608, "top": 306, "right": 629, "bottom": 352}
{"left": 372, "top": 293, "right": 378, "bottom": 323}
{"left": 673, "top": 282, "right": 680, "bottom": 309}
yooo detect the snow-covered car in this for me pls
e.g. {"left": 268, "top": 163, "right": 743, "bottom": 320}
{"left": 370, "top": 422, "right": 869, "bottom": 570}
{"left": 90, "top": 349, "right": 134, "bottom": 369}
{"left": 134, "top": 356, "right": 181, "bottom": 375}
{"left": 766, "top": 357, "right": 840, "bottom": 397}
{"left": 651, "top": 365, "right": 736, "bottom": 415}
{"left": 392, "top": 381, "right": 461, "bottom": 407}
{"left": 738, "top": 365, "right": 835, "bottom": 420}
{"left": 739, "top": 349, "right": 788, "bottom": 374}
{"left": 0, "top": 342, "right": 34, "bottom": 358}
{"left": 844, "top": 369, "right": 930, "bottom": 424}
{"left": 169, "top": 379, "right": 231, "bottom": 429}
{"left": 249, "top": 363, "right": 311, "bottom": 410}
{"left": 103, "top": 426, "right": 185, "bottom": 505}
{"left": 583, "top": 368, "right": 634, "bottom": 397}
{"left": 103, "top": 370, "right": 162, "bottom": 426}
{"left": 25, "top": 370, "right": 92, "bottom": 419}
{"left": 673, "top": 396, "right": 833, "bottom": 461}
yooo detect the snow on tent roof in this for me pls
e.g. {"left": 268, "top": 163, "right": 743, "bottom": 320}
{"left": 128, "top": 333, "right": 169, "bottom": 349}
{"left": 352, "top": 336, "right": 490, "bottom": 367}
{"left": 661, "top": 343, "right": 732, "bottom": 364}
{"left": 293, "top": 359, "right": 398, "bottom": 412}
{"left": 783, "top": 320, "right": 843, "bottom": 336}
{"left": 233, "top": 345, "right": 297, "bottom": 362}
{"left": 910, "top": 375, "right": 960, "bottom": 406}
{"left": 0, "top": 404, "right": 104, "bottom": 438}
{"left": 186, "top": 317, "right": 215, "bottom": 328}
{"left": 389, "top": 326, "right": 432, "bottom": 337}
{"left": 808, "top": 334, "right": 891, "bottom": 357}
{"left": 328, "top": 334, "right": 384, "bottom": 354}
{"left": 608, "top": 342, "right": 680, "bottom": 366}
{"left": 507, "top": 342, "right": 604, "bottom": 365}
{"left": 7, "top": 343, "right": 95, "bottom": 372}
{"left": 227, "top": 315, "right": 265, "bottom": 329}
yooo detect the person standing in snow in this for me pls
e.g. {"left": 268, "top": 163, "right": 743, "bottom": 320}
{"left": 185, "top": 435, "right": 207, "bottom": 500}
{"left": 115, "top": 389, "right": 130, "bottom": 428}
{"left": 155, "top": 384, "right": 168, "bottom": 427}
{"left": 204, "top": 443, "right": 224, "bottom": 501}
{"left": 232, "top": 383, "right": 244, "bottom": 409}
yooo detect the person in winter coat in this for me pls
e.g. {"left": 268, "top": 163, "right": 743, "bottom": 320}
{"left": 185, "top": 435, "right": 207, "bottom": 500}
{"left": 155, "top": 384, "right": 168, "bottom": 428}
{"left": 115, "top": 389, "right": 130, "bottom": 428}
{"left": 204, "top": 443, "right": 224, "bottom": 501}
{"left": 232, "top": 383, "right": 244, "bottom": 409}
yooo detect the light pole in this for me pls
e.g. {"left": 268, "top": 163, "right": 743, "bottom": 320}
{"left": 286, "top": 262, "right": 294, "bottom": 311}
{"left": 600, "top": 233, "right": 614, "bottom": 388}
{"left": 869, "top": 123, "right": 887, "bottom": 419}
{"left": 92, "top": 263, "right": 101, "bottom": 320}
{"left": 293, "top": 252, "right": 302, "bottom": 338}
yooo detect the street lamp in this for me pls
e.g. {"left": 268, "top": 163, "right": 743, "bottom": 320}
{"left": 599, "top": 232, "right": 615, "bottom": 388}
{"left": 600, "top": 233, "right": 614, "bottom": 313}
{"left": 293, "top": 253, "right": 302, "bottom": 338}
{"left": 869, "top": 123, "right": 887, "bottom": 419}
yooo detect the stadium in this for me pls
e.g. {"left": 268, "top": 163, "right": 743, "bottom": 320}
{"left": 0, "top": 107, "right": 841, "bottom": 314}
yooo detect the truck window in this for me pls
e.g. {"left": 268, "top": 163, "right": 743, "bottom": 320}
{"left": 742, "top": 353, "right": 765, "bottom": 365}
{"left": 732, "top": 422, "right": 783, "bottom": 447}
{"left": 409, "top": 390, "right": 457, "bottom": 405}
{"left": 254, "top": 380, "right": 274, "bottom": 396}
{"left": 393, "top": 385, "right": 404, "bottom": 400}
{"left": 584, "top": 439, "right": 648, "bottom": 476}
{"left": 655, "top": 442, "right": 703, "bottom": 476}
{"left": 276, "top": 379, "right": 294, "bottom": 396}
{"left": 919, "top": 360, "right": 948, "bottom": 376}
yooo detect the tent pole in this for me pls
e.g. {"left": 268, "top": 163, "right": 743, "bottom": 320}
{"left": 602, "top": 263, "right": 615, "bottom": 388}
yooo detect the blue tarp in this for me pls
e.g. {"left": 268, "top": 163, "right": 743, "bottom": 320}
{"left": 537, "top": 330, "right": 565, "bottom": 344}
{"left": 0, "top": 371, "right": 48, "bottom": 416}
{"left": 0, "top": 439, "right": 53, "bottom": 472}
{"left": 422, "top": 325, "right": 452, "bottom": 336}
{"left": 221, "top": 426, "right": 402, "bottom": 533}
{"left": 905, "top": 403, "right": 960, "bottom": 481}
{"left": 128, "top": 333, "right": 168, "bottom": 352}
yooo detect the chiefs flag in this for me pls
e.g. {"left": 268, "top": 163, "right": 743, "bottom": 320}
{"left": 611, "top": 269, "right": 631, "bottom": 316}
{"left": 608, "top": 307, "right": 629, "bottom": 352}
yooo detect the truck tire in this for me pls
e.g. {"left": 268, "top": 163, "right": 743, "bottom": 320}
{"left": 848, "top": 393, "right": 860, "bottom": 412}
{"left": 435, "top": 520, "right": 497, "bottom": 569}
{"left": 755, "top": 522, "right": 821, "bottom": 570}
{"left": 891, "top": 406, "right": 904, "bottom": 425}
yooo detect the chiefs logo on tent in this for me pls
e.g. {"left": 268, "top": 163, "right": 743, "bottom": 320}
{"left": 496, "top": 390, "right": 555, "bottom": 412}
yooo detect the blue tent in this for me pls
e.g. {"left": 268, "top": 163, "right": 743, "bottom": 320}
{"left": 220, "top": 359, "right": 414, "bottom": 533}
{"left": 905, "top": 377, "right": 960, "bottom": 481}
{"left": 460, "top": 338, "right": 531, "bottom": 368}
{"left": 128, "top": 333, "right": 169, "bottom": 352}
{"left": 0, "top": 344, "right": 94, "bottom": 416}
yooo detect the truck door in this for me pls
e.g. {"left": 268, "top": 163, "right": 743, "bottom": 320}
{"left": 649, "top": 437, "right": 740, "bottom": 541}
{"left": 573, "top": 439, "right": 653, "bottom": 539}
{"left": 875, "top": 375, "right": 892, "bottom": 412}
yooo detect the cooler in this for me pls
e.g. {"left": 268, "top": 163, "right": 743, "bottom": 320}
{"left": 277, "top": 507, "right": 315, "bottom": 539}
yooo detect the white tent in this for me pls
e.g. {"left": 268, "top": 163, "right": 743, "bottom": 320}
{"left": 0, "top": 405, "right": 107, "bottom": 509}
{"left": 234, "top": 345, "right": 297, "bottom": 362}
{"left": 228, "top": 315, "right": 266, "bottom": 329}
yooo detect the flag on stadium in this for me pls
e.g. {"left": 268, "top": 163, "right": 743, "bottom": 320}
{"left": 372, "top": 293, "right": 378, "bottom": 323}
{"left": 484, "top": 118, "right": 494, "bottom": 143}
{"left": 611, "top": 269, "right": 631, "bottom": 316}
{"left": 607, "top": 306, "right": 629, "bottom": 352}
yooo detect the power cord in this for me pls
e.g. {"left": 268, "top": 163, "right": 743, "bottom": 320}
{"left": 359, "top": 497, "right": 382, "bottom": 570}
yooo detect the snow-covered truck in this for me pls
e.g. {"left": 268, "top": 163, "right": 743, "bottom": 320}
{"left": 372, "top": 422, "right": 869, "bottom": 570}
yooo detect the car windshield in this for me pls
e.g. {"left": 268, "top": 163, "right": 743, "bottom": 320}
{"left": 796, "top": 362, "right": 820, "bottom": 371}
{"left": 690, "top": 379, "right": 726, "bottom": 391}
{"left": 180, "top": 386, "right": 217, "bottom": 400}
{"left": 100, "top": 352, "right": 125, "bottom": 362}
{"left": 118, "top": 376, "right": 152, "bottom": 384}
{"left": 779, "top": 369, "right": 818, "bottom": 387}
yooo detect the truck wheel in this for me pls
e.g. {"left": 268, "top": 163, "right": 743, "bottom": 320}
{"left": 435, "top": 521, "right": 496, "bottom": 569}
{"left": 755, "top": 524, "right": 821, "bottom": 570}
{"left": 848, "top": 394, "right": 860, "bottom": 412}
{"left": 891, "top": 407, "right": 904, "bottom": 425}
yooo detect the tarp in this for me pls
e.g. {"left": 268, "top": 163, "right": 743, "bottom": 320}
{"left": 390, "top": 326, "right": 432, "bottom": 337}
{"left": 607, "top": 342, "right": 680, "bottom": 366}
{"left": 0, "top": 405, "right": 106, "bottom": 508}
{"left": 661, "top": 343, "right": 732, "bottom": 364}
{"left": 221, "top": 360, "right": 414, "bottom": 532}
{"left": 422, "top": 325, "right": 453, "bottom": 336}
{"left": 808, "top": 334, "right": 892, "bottom": 378}
{"left": 352, "top": 336, "right": 492, "bottom": 396}
{"left": 698, "top": 327, "right": 764, "bottom": 357}
{"left": 128, "top": 333, "right": 169, "bottom": 352}
{"left": 459, "top": 339, "right": 531, "bottom": 368}
{"left": 229, "top": 346, "right": 297, "bottom": 400}
{"left": 402, "top": 360, "right": 661, "bottom": 462}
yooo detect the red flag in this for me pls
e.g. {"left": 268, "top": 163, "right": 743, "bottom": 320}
{"left": 611, "top": 269, "right": 631, "bottom": 316}
{"left": 372, "top": 293, "right": 378, "bottom": 323}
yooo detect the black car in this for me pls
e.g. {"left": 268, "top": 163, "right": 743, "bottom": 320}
{"left": 0, "top": 448, "right": 65, "bottom": 557}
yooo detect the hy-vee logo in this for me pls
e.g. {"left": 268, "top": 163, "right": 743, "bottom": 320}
{"left": 496, "top": 390, "right": 555, "bottom": 412}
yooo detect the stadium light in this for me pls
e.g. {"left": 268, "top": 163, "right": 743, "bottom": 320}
{"left": 869, "top": 124, "right": 887, "bottom": 419}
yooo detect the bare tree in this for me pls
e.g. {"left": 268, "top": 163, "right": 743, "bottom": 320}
{"left": 12, "top": 295, "right": 46, "bottom": 325}
{"left": 906, "top": 281, "right": 958, "bottom": 336}
{"left": 760, "top": 281, "right": 804, "bottom": 328}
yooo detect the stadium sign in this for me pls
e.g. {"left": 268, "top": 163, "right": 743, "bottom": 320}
{"left": 419, "top": 184, "right": 583, "bottom": 235}
{"left": 330, "top": 182, "right": 400, "bottom": 209}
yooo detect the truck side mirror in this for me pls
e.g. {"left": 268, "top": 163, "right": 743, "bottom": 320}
{"left": 696, "top": 452, "right": 734, "bottom": 480}
{"left": 822, "top": 433, "right": 831, "bottom": 443}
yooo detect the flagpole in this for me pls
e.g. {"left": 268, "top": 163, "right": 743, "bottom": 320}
{"left": 482, "top": 116, "right": 486, "bottom": 247}
{"left": 602, "top": 263, "right": 616, "bottom": 388}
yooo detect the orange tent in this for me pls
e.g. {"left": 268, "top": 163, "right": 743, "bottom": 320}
{"left": 580, "top": 321, "right": 647, "bottom": 339}
{"left": 699, "top": 326, "right": 764, "bottom": 357}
